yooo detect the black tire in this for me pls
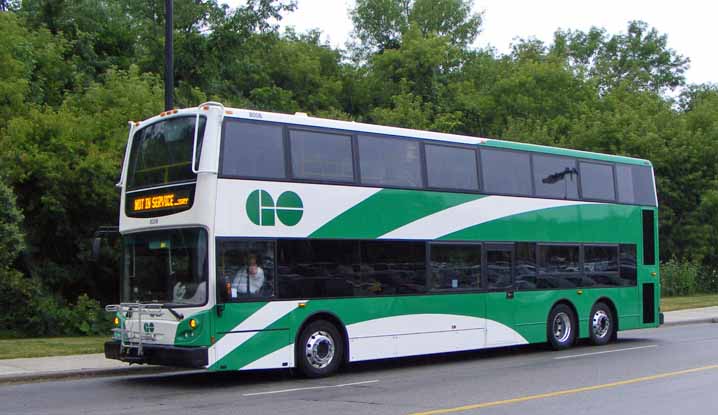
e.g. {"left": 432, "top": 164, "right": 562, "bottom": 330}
{"left": 296, "top": 320, "right": 344, "bottom": 378}
{"left": 589, "top": 302, "right": 615, "bottom": 346}
{"left": 547, "top": 303, "right": 577, "bottom": 350}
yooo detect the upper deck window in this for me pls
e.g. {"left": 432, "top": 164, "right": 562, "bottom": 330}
{"left": 425, "top": 144, "right": 479, "bottom": 191}
{"left": 221, "top": 120, "right": 286, "bottom": 179}
{"left": 358, "top": 135, "right": 423, "bottom": 188}
{"left": 289, "top": 130, "right": 354, "bottom": 182}
{"left": 533, "top": 154, "right": 579, "bottom": 199}
{"left": 616, "top": 164, "right": 656, "bottom": 206}
{"left": 579, "top": 161, "right": 616, "bottom": 201}
{"left": 480, "top": 148, "right": 532, "bottom": 196}
{"left": 127, "top": 116, "right": 206, "bottom": 190}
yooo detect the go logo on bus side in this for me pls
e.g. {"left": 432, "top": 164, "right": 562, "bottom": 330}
{"left": 246, "top": 190, "right": 303, "bottom": 226}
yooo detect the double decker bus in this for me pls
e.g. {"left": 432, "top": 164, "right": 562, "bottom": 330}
{"left": 105, "top": 102, "right": 661, "bottom": 377}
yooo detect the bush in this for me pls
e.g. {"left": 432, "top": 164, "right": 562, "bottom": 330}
{"left": 696, "top": 267, "right": 718, "bottom": 294}
{"left": 0, "top": 266, "right": 43, "bottom": 334}
{"left": 0, "top": 177, "right": 24, "bottom": 267}
{"left": 27, "top": 293, "right": 112, "bottom": 337}
{"left": 66, "top": 294, "right": 113, "bottom": 335}
{"left": 661, "top": 258, "right": 699, "bottom": 297}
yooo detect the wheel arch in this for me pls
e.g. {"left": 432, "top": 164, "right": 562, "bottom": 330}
{"left": 294, "top": 311, "right": 350, "bottom": 364}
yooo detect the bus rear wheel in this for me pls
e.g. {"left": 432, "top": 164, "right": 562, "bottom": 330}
{"left": 589, "top": 302, "right": 615, "bottom": 346}
{"left": 547, "top": 304, "right": 577, "bottom": 350}
{"left": 296, "top": 320, "right": 344, "bottom": 378}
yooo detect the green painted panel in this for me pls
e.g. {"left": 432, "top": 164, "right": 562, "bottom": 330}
{"left": 213, "top": 302, "right": 266, "bottom": 342}
{"left": 510, "top": 287, "right": 643, "bottom": 343}
{"left": 440, "top": 204, "right": 641, "bottom": 243}
{"left": 310, "top": 189, "right": 482, "bottom": 239}
{"left": 210, "top": 294, "right": 488, "bottom": 370}
{"left": 174, "top": 309, "right": 212, "bottom": 346}
{"left": 208, "top": 283, "right": 650, "bottom": 371}
{"left": 214, "top": 329, "right": 290, "bottom": 370}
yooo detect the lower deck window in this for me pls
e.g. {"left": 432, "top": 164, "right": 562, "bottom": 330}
{"left": 430, "top": 244, "right": 482, "bottom": 290}
{"left": 215, "top": 239, "right": 639, "bottom": 301}
{"left": 276, "top": 240, "right": 426, "bottom": 298}
{"left": 216, "top": 240, "right": 275, "bottom": 300}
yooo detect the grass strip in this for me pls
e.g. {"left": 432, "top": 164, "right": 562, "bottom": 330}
{"left": 0, "top": 336, "right": 107, "bottom": 360}
{"left": 661, "top": 294, "right": 718, "bottom": 312}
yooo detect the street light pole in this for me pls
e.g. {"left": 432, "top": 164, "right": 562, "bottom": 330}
{"left": 164, "top": 0, "right": 174, "bottom": 111}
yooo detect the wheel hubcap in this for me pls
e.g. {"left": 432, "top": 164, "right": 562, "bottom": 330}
{"left": 592, "top": 310, "right": 610, "bottom": 339}
{"left": 305, "top": 331, "right": 335, "bottom": 369}
{"left": 553, "top": 312, "right": 572, "bottom": 343}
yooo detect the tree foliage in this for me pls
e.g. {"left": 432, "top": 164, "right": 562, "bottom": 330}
{"left": 351, "top": 0, "right": 481, "bottom": 52}
{"left": 551, "top": 21, "right": 689, "bottom": 94}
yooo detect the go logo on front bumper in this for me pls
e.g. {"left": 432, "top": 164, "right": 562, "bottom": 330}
{"left": 246, "top": 190, "right": 303, "bottom": 226}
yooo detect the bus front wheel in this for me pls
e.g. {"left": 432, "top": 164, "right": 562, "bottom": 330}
{"left": 547, "top": 304, "right": 577, "bottom": 350}
{"left": 296, "top": 320, "right": 344, "bottom": 378}
{"left": 589, "top": 302, "right": 615, "bottom": 346}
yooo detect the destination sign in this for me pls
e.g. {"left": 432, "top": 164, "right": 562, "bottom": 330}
{"left": 132, "top": 193, "right": 190, "bottom": 212}
{"left": 126, "top": 184, "right": 195, "bottom": 217}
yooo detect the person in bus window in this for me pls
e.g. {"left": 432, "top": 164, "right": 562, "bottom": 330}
{"left": 232, "top": 254, "right": 266, "bottom": 296}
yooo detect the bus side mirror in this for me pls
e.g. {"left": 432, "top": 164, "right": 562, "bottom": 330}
{"left": 91, "top": 237, "right": 102, "bottom": 261}
{"left": 90, "top": 226, "right": 119, "bottom": 262}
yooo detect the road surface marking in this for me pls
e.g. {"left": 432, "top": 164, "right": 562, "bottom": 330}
{"left": 408, "top": 364, "right": 718, "bottom": 415}
{"left": 554, "top": 344, "right": 658, "bottom": 360}
{"left": 243, "top": 379, "right": 379, "bottom": 396}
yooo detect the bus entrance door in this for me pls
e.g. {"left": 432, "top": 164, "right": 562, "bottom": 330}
{"left": 484, "top": 244, "right": 519, "bottom": 347}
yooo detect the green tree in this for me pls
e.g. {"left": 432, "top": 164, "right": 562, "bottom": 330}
{"left": 351, "top": 0, "right": 481, "bottom": 52}
{"left": 0, "top": 176, "right": 34, "bottom": 336}
{"left": 552, "top": 21, "right": 689, "bottom": 94}
{"left": 1, "top": 66, "right": 163, "bottom": 302}
{"left": 0, "top": 177, "right": 24, "bottom": 267}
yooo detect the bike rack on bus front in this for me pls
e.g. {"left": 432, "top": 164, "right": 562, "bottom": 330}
{"left": 105, "top": 303, "right": 163, "bottom": 357}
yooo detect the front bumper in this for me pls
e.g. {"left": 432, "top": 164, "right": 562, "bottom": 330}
{"left": 104, "top": 341, "right": 208, "bottom": 368}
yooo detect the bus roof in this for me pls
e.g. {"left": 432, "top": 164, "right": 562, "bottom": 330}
{"left": 149, "top": 105, "right": 651, "bottom": 167}
{"left": 225, "top": 108, "right": 652, "bottom": 167}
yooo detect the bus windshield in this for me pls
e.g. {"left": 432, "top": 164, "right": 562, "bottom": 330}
{"left": 127, "top": 115, "right": 207, "bottom": 190}
{"left": 122, "top": 228, "right": 208, "bottom": 306}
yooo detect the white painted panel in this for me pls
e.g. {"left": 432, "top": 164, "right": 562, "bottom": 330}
{"left": 345, "top": 314, "right": 527, "bottom": 363}
{"left": 214, "top": 180, "right": 380, "bottom": 238}
{"left": 123, "top": 318, "right": 178, "bottom": 345}
{"left": 395, "top": 329, "right": 485, "bottom": 357}
{"left": 347, "top": 314, "right": 486, "bottom": 339}
{"left": 485, "top": 320, "right": 529, "bottom": 347}
{"left": 350, "top": 336, "right": 397, "bottom": 362}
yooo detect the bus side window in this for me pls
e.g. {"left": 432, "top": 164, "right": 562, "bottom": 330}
{"left": 217, "top": 240, "right": 275, "bottom": 301}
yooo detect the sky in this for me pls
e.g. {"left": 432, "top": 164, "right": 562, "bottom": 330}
{"left": 229, "top": 0, "right": 717, "bottom": 86}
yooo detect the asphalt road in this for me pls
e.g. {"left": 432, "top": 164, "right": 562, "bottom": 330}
{"left": 2, "top": 323, "right": 717, "bottom": 415}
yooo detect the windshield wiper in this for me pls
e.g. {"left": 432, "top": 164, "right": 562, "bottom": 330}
{"left": 162, "top": 304, "right": 184, "bottom": 320}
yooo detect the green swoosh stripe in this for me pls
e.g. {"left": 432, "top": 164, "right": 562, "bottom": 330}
{"left": 439, "top": 204, "right": 640, "bottom": 242}
{"left": 310, "top": 188, "right": 483, "bottom": 239}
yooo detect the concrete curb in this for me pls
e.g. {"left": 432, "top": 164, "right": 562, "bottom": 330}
{"left": 661, "top": 317, "right": 718, "bottom": 327}
{"left": 0, "top": 365, "right": 181, "bottom": 384}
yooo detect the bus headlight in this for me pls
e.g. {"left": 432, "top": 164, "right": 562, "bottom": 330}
{"left": 113, "top": 316, "right": 120, "bottom": 326}
{"left": 189, "top": 319, "right": 198, "bottom": 330}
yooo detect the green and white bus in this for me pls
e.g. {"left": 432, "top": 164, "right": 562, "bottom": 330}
{"left": 105, "top": 102, "right": 661, "bottom": 377}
